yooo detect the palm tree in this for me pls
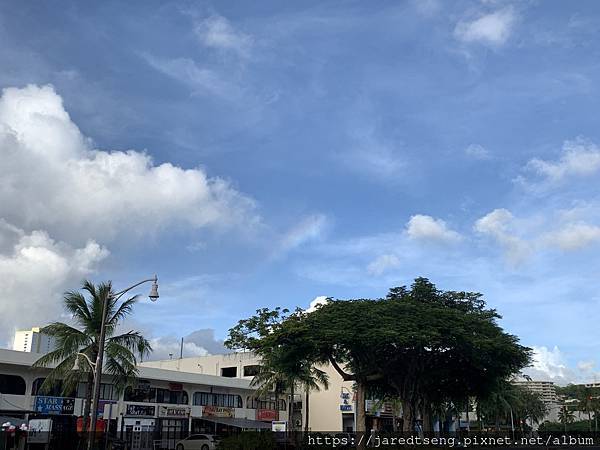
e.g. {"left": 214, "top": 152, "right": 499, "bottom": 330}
{"left": 297, "top": 365, "right": 329, "bottom": 432}
{"left": 558, "top": 405, "right": 575, "bottom": 433}
{"left": 578, "top": 389, "right": 595, "bottom": 432}
{"left": 33, "top": 280, "right": 152, "bottom": 428}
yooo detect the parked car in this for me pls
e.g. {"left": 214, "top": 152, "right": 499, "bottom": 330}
{"left": 175, "top": 434, "right": 219, "bottom": 450}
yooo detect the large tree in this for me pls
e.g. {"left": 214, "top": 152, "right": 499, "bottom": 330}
{"left": 33, "top": 280, "right": 152, "bottom": 427}
{"left": 227, "top": 278, "right": 531, "bottom": 436}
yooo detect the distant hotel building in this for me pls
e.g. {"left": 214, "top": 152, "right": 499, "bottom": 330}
{"left": 12, "top": 327, "right": 56, "bottom": 354}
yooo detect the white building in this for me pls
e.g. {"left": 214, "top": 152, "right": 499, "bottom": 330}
{"left": 0, "top": 348, "right": 287, "bottom": 450}
{"left": 140, "top": 352, "right": 358, "bottom": 432}
{"left": 12, "top": 327, "right": 56, "bottom": 354}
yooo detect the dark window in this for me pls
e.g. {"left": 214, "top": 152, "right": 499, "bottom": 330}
{"left": 0, "top": 374, "right": 26, "bottom": 395}
{"left": 31, "top": 378, "right": 75, "bottom": 397}
{"left": 193, "top": 392, "right": 242, "bottom": 408}
{"left": 124, "top": 386, "right": 157, "bottom": 403}
{"left": 156, "top": 388, "right": 188, "bottom": 405}
{"left": 221, "top": 367, "right": 237, "bottom": 378}
{"left": 243, "top": 365, "right": 261, "bottom": 377}
{"left": 246, "top": 396, "right": 286, "bottom": 411}
{"left": 77, "top": 382, "right": 115, "bottom": 400}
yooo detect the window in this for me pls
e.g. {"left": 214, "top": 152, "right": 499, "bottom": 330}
{"left": 156, "top": 388, "right": 188, "bottom": 405}
{"left": 193, "top": 392, "right": 242, "bottom": 408}
{"left": 31, "top": 378, "right": 75, "bottom": 397}
{"left": 220, "top": 367, "right": 237, "bottom": 378}
{"left": 0, "top": 374, "right": 26, "bottom": 395}
{"left": 77, "top": 382, "right": 116, "bottom": 400}
{"left": 124, "top": 386, "right": 157, "bottom": 403}
{"left": 246, "top": 396, "right": 286, "bottom": 411}
{"left": 243, "top": 365, "right": 261, "bottom": 377}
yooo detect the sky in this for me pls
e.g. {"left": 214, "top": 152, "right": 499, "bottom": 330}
{"left": 1, "top": 0, "right": 600, "bottom": 384}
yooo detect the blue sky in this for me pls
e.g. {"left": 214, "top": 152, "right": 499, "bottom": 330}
{"left": 1, "top": 0, "right": 600, "bottom": 383}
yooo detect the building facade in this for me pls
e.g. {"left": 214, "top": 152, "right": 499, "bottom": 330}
{"left": 140, "top": 352, "right": 358, "bottom": 432}
{"left": 0, "top": 348, "right": 287, "bottom": 450}
{"left": 12, "top": 327, "right": 56, "bottom": 354}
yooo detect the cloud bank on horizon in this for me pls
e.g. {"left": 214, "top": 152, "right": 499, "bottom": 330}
{"left": 1, "top": 0, "right": 600, "bottom": 383}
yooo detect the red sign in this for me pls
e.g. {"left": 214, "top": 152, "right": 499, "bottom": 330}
{"left": 257, "top": 409, "right": 278, "bottom": 421}
{"left": 168, "top": 383, "right": 183, "bottom": 391}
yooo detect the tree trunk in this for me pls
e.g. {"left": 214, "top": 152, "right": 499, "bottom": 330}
{"left": 402, "top": 400, "right": 413, "bottom": 432}
{"left": 304, "top": 390, "right": 310, "bottom": 432}
{"left": 422, "top": 406, "right": 432, "bottom": 434}
{"left": 355, "top": 383, "right": 366, "bottom": 433}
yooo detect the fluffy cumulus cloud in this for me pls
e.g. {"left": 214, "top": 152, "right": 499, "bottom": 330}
{"left": 148, "top": 328, "right": 228, "bottom": 361}
{"left": 195, "top": 14, "right": 253, "bottom": 58}
{"left": 524, "top": 139, "right": 600, "bottom": 185}
{"left": 0, "top": 84, "right": 259, "bottom": 344}
{"left": 0, "top": 223, "right": 108, "bottom": 346}
{"left": 454, "top": 7, "right": 517, "bottom": 46}
{"left": 367, "top": 254, "right": 400, "bottom": 276}
{"left": 0, "top": 85, "right": 258, "bottom": 243}
{"left": 474, "top": 209, "right": 530, "bottom": 264}
{"left": 305, "top": 295, "right": 329, "bottom": 313}
{"left": 523, "top": 346, "right": 600, "bottom": 385}
{"left": 406, "top": 215, "right": 461, "bottom": 243}
{"left": 544, "top": 222, "right": 600, "bottom": 251}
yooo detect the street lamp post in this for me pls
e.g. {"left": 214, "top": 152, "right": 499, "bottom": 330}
{"left": 87, "top": 275, "right": 159, "bottom": 450}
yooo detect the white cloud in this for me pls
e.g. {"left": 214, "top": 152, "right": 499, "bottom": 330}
{"left": 0, "top": 85, "right": 258, "bottom": 243}
{"left": 524, "top": 346, "right": 572, "bottom": 382}
{"left": 577, "top": 360, "right": 595, "bottom": 372}
{"left": 525, "top": 139, "right": 600, "bottom": 184}
{"left": 523, "top": 346, "right": 600, "bottom": 385}
{"left": 367, "top": 254, "right": 401, "bottom": 276}
{"left": 474, "top": 209, "right": 531, "bottom": 264}
{"left": 0, "top": 84, "right": 260, "bottom": 344}
{"left": 143, "top": 56, "right": 241, "bottom": 100}
{"left": 195, "top": 15, "right": 253, "bottom": 58}
{"left": 406, "top": 215, "right": 462, "bottom": 243}
{"left": 278, "top": 214, "right": 328, "bottom": 254}
{"left": 305, "top": 296, "right": 329, "bottom": 313}
{"left": 454, "top": 7, "right": 517, "bottom": 46}
{"left": 544, "top": 222, "right": 600, "bottom": 251}
{"left": 147, "top": 328, "right": 227, "bottom": 361}
{"left": 465, "top": 143, "right": 491, "bottom": 160}
{"left": 0, "top": 226, "right": 108, "bottom": 345}
{"left": 343, "top": 126, "right": 405, "bottom": 180}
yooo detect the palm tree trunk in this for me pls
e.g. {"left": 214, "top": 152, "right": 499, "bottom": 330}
{"left": 304, "top": 391, "right": 310, "bottom": 432}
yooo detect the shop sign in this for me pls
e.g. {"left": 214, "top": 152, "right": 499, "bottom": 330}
{"left": 168, "top": 382, "right": 183, "bottom": 391}
{"left": 256, "top": 409, "right": 278, "bottom": 421}
{"left": 97, "top": 400, "right": 117, "bottom": 418}
{"left": 125, "top": 404, "right": 156, "bottom": 417}
{"left": 202, "top": 405, "right": 234, "bottom": 418}
{"left": 158, "top": 406, "right": 190, "bottom": 418}
{"left": 340, "top": 392, "right": 352, "bottom": 412}
{"left": 35, "top": 396, "right": 75, "bottom": 415}
{"left": 271, "top": 421, "right": 287, "bottom": 432}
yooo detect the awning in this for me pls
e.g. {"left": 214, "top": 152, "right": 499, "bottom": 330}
{"left": 199, "top": 416, "right": 272, "bottom": 429}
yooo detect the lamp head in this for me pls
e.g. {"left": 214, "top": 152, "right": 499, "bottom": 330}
{"left": 148, "top": 275, "right": 159, "bottom": 301}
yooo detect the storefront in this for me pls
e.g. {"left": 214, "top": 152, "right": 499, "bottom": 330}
{"left": 157, "top": 405, "right": 190, "bottom": 449}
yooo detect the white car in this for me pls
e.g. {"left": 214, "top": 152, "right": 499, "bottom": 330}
{"left": 175, "top": 434, "right": 219, "bottom": 450}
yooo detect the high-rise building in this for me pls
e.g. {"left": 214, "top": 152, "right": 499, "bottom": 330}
{"left": 12, "top": 327, "right": 56, "bottom": 354}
